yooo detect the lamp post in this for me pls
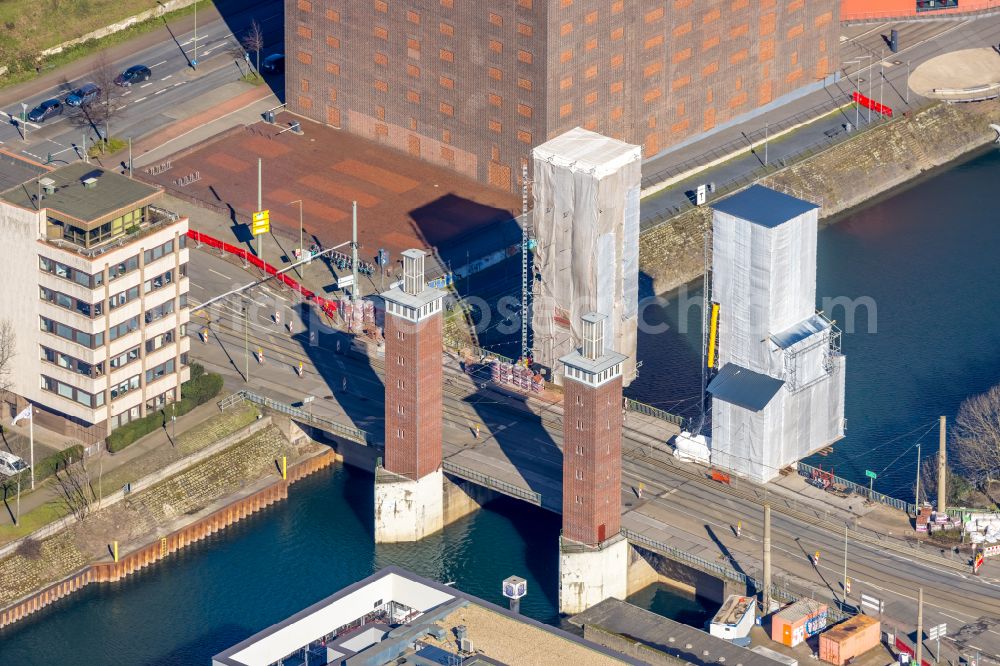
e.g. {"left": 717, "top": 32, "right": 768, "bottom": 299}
{"left": 192, "top": 0, "right": 198, "bottom": 69}
{"left": 243, "top": 302, "right": 249, "bottom": 383}
{"left": 289, "top": 199, "right": 304, "bottom": 273}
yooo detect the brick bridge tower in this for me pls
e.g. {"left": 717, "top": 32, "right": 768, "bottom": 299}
{"left": 375, "top": 249, "right": 446, "bottom": 543}
{"left": 559, "top": 312, "right": 629, "bottom": 614}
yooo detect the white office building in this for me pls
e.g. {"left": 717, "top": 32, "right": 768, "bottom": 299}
{"left": 0, "top": 161, "right": 190, "bottom": 445}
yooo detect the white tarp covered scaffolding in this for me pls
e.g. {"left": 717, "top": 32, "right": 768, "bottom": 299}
{"left": 707, "top": 185, "right": 845, "bottom": 483}
{"left": 531, "top": 127, "right": 641, "bottom": 385}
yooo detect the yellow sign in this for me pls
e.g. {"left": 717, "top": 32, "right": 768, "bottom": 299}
{"left": 251, "top": 210, "right": 270, "bottom": 236}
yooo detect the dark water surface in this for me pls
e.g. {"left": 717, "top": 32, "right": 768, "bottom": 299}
{"left": 629, "top": 147, "right": 1000, "bottom": 497}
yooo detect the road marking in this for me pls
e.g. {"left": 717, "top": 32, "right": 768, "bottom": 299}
{"left": 52, "top": 146, "right": 76, "bottom": 156}
{"left": 140, "top": 82, "right": 153, "bottom": 88}
{"left": 161, "top": 75, "right": 172, "bottom": 81}
{"left": 941, "top": 613, "right": 966, "bottom": 622}
{"left": 153, "top": 89, "right": 167, "bottom": 95}
{"left": 173, "top": 81, "right": 185, "bottom": 87}
{"left": 134, "top": 96, "right": 147, "bottom": 103}
{"left": 209, "top": 269, "right": 230, "bottom": 279}
{"left": 190, "top": 282, "right": 204, "bottom": 290}
{"left": 151, "top": 60, "right": 167, "bottom": 67}
{"left": 122, "top": 90, "right": 133, "bottom": 96}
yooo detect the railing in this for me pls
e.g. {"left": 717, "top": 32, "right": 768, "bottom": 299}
{"left": 441, "top": 461, "right": 543, "bottom": 506}
{"left": 227, "top": 390, "right": 370, "bottom": 446}
{"left": 623, "top": 528, "right": 852, "bottom": 622}
{"left": 797, "top": 462, "right": 915, "bottom": 515}
{"left": 221, "top": 390, "right": 547, "bottom": 506}
{"left": 841, "top": 1, "right": 1000, "bottom": 22}
{"left": 624, "top": 398, "right": 687, "bottom": 428}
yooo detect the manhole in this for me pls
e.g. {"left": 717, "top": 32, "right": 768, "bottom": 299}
{"left": 894, "top": 60, "right": 903, "bottom": 65}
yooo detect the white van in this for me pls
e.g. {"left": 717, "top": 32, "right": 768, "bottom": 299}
{"left": 0, "top": 451, "right": 28, "bottom": 477}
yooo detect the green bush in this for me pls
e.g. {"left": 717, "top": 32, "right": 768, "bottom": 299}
{"left": 1, "top": 444, "right": 85, "bottom": 490}
{"left": 105, "top": 365, "right": 223, "bottom": 453}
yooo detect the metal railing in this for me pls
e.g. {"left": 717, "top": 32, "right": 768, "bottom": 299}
{"left": 623, "top": 528, "right": 852, "bottom": 622}
{"left": 624, "top": 398, "right": 687, "bottom": 428}
{"left": 442, "top": 461, "right": 543, "bottom": 506}
{"left": 797, "top": 462, "right": 915, "bottom": 515}
{"left": 227, "top": 390, "right": 371, "bottom": 446}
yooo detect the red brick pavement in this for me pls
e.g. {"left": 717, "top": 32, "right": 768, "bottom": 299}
{"left": 144, "top": 112, "right": 520, "bottom": 266}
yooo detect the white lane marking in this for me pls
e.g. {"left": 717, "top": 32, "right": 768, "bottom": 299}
{"left": 122, "top": 90, "right": 133, "bottom": 96}
{"left": 151, "top": 60, "right": 167, "bottom": 67}
{"left": 0, "top": 111, "right": 8, "bottom": 118}
{"left": 161, "top": 75, "right": 173, "bottom": 81}
{"left": 133, "top": 96, "right": 147, "bottom": 103}
{"left": 153, "top": 89, "right": 167, "bottom": 95}
{"left": 209, "top": 269, "right": 230, "bottom": 279}
{"left": 52, "top": 146, "right": 76, "bottom": 156}
{"left": 190, "top": 282, "right": 204, "bottom": 290}
{"left": 173, "top": 81, "right": 185, "bottom": 87}
{"left": 140, "top": 82, "right": 153, "bottom": 88}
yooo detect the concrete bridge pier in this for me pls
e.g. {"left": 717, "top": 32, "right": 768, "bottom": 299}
{"left": 559, "top": 534, "right": 629, "bottom": 615}
{"left": 374, "top": 467, "right": 445, "bottom": 543}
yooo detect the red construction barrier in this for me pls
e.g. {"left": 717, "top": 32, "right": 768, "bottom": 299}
{"left": 895, "top": 636, "right": 931, "bottom": 666}
{"left": 852, "top": 91, "right": 893, "bottom": 118}
{"left": 186, "top": 229, "right": 337, "bottom": 315}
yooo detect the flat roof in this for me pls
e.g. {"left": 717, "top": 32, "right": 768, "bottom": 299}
{"left": 821, "top": 614, "right": 878, "bottom": 642}
{"left": 707, "top": 364, "right": 785, "bottom": 412}
{"left": 1, "top": 162, "right": 160, "bottom": 223}
{"left": 214, "top": 567, "right": 641, "bottom": 666}
{"left": 775, "top": 599, "right": 827, "bottom": 624}
{"left": 770, "top": 314, "right": 830, "bottom": 350}
{"left": 571, "top": 598, "right": 784, "bottom": 666}
{"left": 533, "top": 127, "right": 641, "bottom": 178}
{"left": 713, "top": 185, "right": 818, "bottom": 229}
{"left": 713, "top": 595, "right": 755, "bottom": 626}
{"left": 0, "top": 150, "right": 49, "bottom": 191}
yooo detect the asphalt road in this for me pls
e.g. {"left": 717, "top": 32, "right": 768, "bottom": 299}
{"left": 0, "top": 0, "right": 283, "bottom": 166}
{"left": 186, "top": 247, "right": 1000, "bottom": 659}
{"left": 639, "top": 16, "right": 1000, "bottom": 227}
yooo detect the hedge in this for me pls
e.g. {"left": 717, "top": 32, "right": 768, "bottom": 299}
{"left": 0, "top": 444, "right": 85, "bottom": 490}
{"left": 106, "top": 364, "right": 223, "bottom": 453}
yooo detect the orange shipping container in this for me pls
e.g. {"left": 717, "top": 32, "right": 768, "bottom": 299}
{"left": 819, "top": 615, "right": 881, "bottom": 666}
{"left": 771, "top": 599, "right": 828, "bottom": 647}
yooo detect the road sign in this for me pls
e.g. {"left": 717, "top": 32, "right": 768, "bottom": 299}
{"left": 302, "top": 395, "right": 315, "bottom": 404}
{"left": 378, "top": 248, "right": 389, "bottom": 266}
{"left": 928, "top": 624, "right": 947, "bottom": 640}
{"left": 251, "top": 210, "right": 270, "bottom": 236}
{"left": 860, "top": 593, "right": 884, "bottom": 614}
{"left": 696, "top": 184, "right": 707, "bottom": 206}
{"left": 337, "top": 274, "right": 354, "bottom": 290}
{"left": 865, "top": 470, "right": 877, "bottom": 480}
{"left": 845, "top": 578, "right": 851, "bottom": 595}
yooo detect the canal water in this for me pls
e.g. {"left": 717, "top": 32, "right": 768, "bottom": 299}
{"left": 3, "top": 149, "right": 998, "bottom": 664}
{"left": 0, "top": 464, "right": 712, "bottom": 664}
{"left": 629, "top": 146, "right": 1000, "bottom": 497}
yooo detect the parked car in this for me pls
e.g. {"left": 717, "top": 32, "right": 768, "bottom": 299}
{"left": 27, "top": 98, "right": 63, "bottom": 122}
{"left": 65, "top": 82, "right": 101, "bottom": 107}
{"left": 0, "top": 451, "right": 28, "bottom": 477}
{"left": 261, "top": 53, "right": 285, "bottom": 74}
{"left": 114, "top": 65, "right": 151, "bottom": 87}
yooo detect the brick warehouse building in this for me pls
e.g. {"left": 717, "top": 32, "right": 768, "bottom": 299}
{"left": 286, "top": 0, "right": 841, "bottom": 192}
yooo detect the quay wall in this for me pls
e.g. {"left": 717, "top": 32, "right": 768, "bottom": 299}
{"left": 0, "top": 449, "right": 337, "bottom": 630}
{"left": 639, "top": 100, "right": 1000, "bottom": 295}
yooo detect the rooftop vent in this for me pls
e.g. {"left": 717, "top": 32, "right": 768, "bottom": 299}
{"left": 39, "top": 177, "right": 56, "bottom": 195}
{"left": 82, "top": 177, "right": 98, "bottom": 189}
{"left": 402, "top": 248, "right": 426, "bottom": 296}
{"left": 581, "top": 312, "right": 607, "bottom": 361}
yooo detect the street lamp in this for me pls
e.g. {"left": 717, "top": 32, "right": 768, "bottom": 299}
{"left": 243, "top": 302, "right": 249, "bottom": 383}
{"left": 192, "top": 1, "right": 199, "bottom": 69}
{"left": 288, "top": 199, "right": 304, "bottom": 264}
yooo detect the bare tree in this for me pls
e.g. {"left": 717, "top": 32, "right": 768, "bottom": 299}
{"left": 70, "top": 52, "right": 126, "bottom": 152}
{"left": 54, "top": 460, "right": 93, "bottom": 521}
{"left": 241, "top": 20, "right": 265, "bottom": 76}
{"left": 0, "top": 319, "right": 14, "bottom": 393}
{"left": 953, "top": 383, "right": 1000, "bottom": 485}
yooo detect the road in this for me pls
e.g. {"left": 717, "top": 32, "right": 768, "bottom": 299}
{"left": 0, "top": 0, "right": 283, "bottom": 166}
{"left": 639, "top": 15, "right": 1000, "bottom": 227}
{"left": 186, "top": 247, "right": 1000, "bottom": 659}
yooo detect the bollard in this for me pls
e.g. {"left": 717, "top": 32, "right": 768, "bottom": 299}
{"left": 112, "top": 541, "right": 119, "bottom": 562}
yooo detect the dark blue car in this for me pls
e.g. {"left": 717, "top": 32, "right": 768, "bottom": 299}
{"left": 27, "top": 98, "right": 63, "bottom": 122}
{"left": 114, "top": 65, "right": 151, "bottom": 87}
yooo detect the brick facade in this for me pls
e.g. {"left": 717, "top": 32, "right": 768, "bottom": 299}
{"left": 287, "top": 1, "right": 839, "bottom": 192}
{"left": 562, "top": 374, "right": 622, "bottom": 546}
{"left": 384, "top": 307, "right": 443, "bottom": 480}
